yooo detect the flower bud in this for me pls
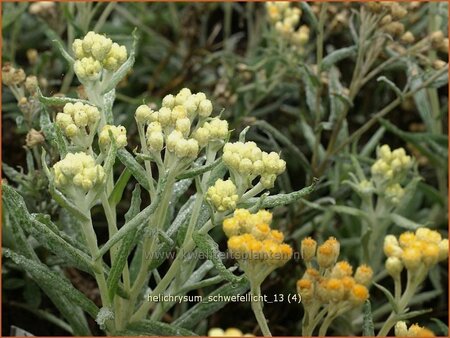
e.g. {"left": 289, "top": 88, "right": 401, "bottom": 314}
{"left": 135, "top": 105, "right": 153, "bottom": 124}
{"left": 317, "top": 237, "right": 340, "bottom": 269}
{"left": 354, "top": 265, "right": 373, "bottom": 286}
{"left": 386, "top": 256, "right": 404, "bottom": 277}
{"left": 395, "top": 321, "right": 408, "bottom": 337}
{"left": 300, "top": 237, "right": 317, "bottom": 262}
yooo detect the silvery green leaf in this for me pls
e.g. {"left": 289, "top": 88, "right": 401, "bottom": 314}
{"left": 108, "top": 168, "right": 132, "bottom": 206}
{"left": 103, "top": 89, "right": 115, "bottom": 124}
{"left": 117, "top": 148, "right": 151, "bottom": 192}
{"left": 107, "top": 185, "right": 141, "bottom": 300}
{"left": 52, "top": 39, "right": 75, "bottom": 65}
{"left": 320, "top": 46, "right": 356, "bottom": 71}
{"left": 389, "top": 213, "right": 422, "bottom": 230}
{"left": 363, "top": 301, "right": 375, "bottom": 336}
{"left": 101, "top": 29, "right": 138, "bottom": 94}
{"left": 122, "top": 319, "right": 197, "bottom": 336}
{"left": 173, "top": 279, "right": 249, "bottom": 330}
{"left": 373, "top": 282, "right": 399, "bottom": 314}
{"left": 240, "top": 180, "right": 317, "bottom": 209}
{"left": 192, "top": 232, "right": 241, "bottom": 284}
{"left": 39, "top": 109, "right": 57, "bottom": 144}
{"left": 38, "top": 88, "right": 91, "bottom": 107}
{"left": 2, "top": 184, "right": 94, "bottom": 273}
{"left": 239, "top": 126, "right": 250, "bottom": 142}
{"left": 95, "top": 176, "right": 166, "bottom": 259}
{"left": 3, "top": 249, "right": 99, "bottom": 319}
{"left": 377, "top": 76, "right": 404, "bottom": 100}
{"left": 299, "top": 2, "right": 318, "bottom": 30}
{"left": 431, "top": 318, "right": 449, "bottom": 336}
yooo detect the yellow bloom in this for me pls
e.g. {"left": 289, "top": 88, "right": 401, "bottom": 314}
{"left": 300, "top": 237, "right": 317, "bottom": 262}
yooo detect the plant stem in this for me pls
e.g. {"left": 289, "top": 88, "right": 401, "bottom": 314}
{"left": 250, "top": 284, "right": 272, "bottom": 337}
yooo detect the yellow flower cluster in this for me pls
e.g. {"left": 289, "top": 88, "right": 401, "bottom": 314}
{"left": 297, "top": 237, "right": 372, "bottom": 306}
{"left": 135, "top": 89, "right": 228, "bottom": 159}
{"left": 98, "top": 124, "right": 127, "bottom": 151}
{"left": 384, "top": 227, "right": 448, "bottom": 275}
{"left": 53, "top": 152, "right": 105, "bottom": 192}
{"left": 208, "top": 327, "right": 254, "bottom": 337}
{"left": 395, "top": 321, "right": 435, "bottom": 337}
{"left": 206, "top": 179, "right": 239, "bottom": 212}
{"left": 56, "top": 102, "right": 100, "bottom": 140}
{"left": 72, "top": 31, "right": 127, "bottom": 80}
{"left": 365, "top": 2, "right": 409, "bottom": 38}
{"left": 224, "top": 209, "right": 292, "bottom": 268}
{"left": 222, "top": 142, "right": 286, "bottom": 189}
{"left": 369, "top": 144, "right": 412, "bottom": 203}
{"left": 265, "top": 2, "right": 309, "bottom": 48}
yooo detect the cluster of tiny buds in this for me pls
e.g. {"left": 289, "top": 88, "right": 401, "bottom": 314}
{"left": 371, "top": 144, "right": 412, "bottom": 180}
{"left": 208, "top": 327, "right": 254, "bottom": 337}
{"left": 72, "top": 31, "right": 127, "bottom": 81}
{"left": 98, "top": 125, "right": 127, "bottom": 151}
{"left": 206, "top": 179, "right": 239, "bottom": 212}
{"left": 53, "top": 152, "right": 105, "bottom": 193}
{"left": 2, "top": 63, "right": 26, "bottom": 86}
{"left": 135, "top": 89, "right": 228, "bottom": 159}
{"left": 223, "top": 141, "right": 286, "bottom": 189}
{"left": 266, "top": 2, "right": 309, "bottom": 48}
{"left": 56, "top": 102, "right": 100, "bottom": 141}
{"left": 395, "top": 321, "right": 435, "bottom": 337}
{"left": 384, "top": 227, "right": 448, "bottom": 277}
{"left": 224, "top": 209, "right": 293, "bottom": 267}
{"left": 298, "top": 237, "right": 372, "bottom": 306}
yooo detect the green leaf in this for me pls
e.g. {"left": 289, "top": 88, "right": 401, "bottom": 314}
{"left": 373, "top": 282, "right": 399, "bottom": 313}
{"left": 320, "top": 46, "right": 356, "bottom": 71}
{"left": 3, "top": 249, "right": 99, "bottom": 319}
{"left": 117, "top": 148, "right": 151, "bottom": 192}
{"left": 101, "top": 29, "right": 139, "bottom": 94}
{"left": 193, "top": 232, "right": 241, "bottom": 284}
{"left": 107, "top": 185, "right": 141, "bottom": 300}
{"left": 173, "top": 279, "right": 249, "bottom": 330}
{"left": 123, "top": 319, "right": 197, "bottom": 336}
{"left": 95, "top": 176, "right": 167, "bottom": 260}
{"left": 431, "top": 318, "right": 449, "bottom": 336}
{"left": 108, "top": 167, "right": 132, "bottom": 206}
{"left": 396, "top": 308, "right": 432, "bottom": 321}
{"left": 53, "top": 39, "right": 75, "bottom": 65}
{"left": 377, "top": 76, "right": 403, "bottom": 100}
{"left": 389, "top": 213, "right": 422, "bottom": 230}
{"left": 239, "top": 180, "right": 317, "bottom": 209}
{"left": 408, "top": 62, "right": 434, "bottom": 131}
{"left": 2, "top": 185, "right": 94, "bottom": 273}
{"left": 299, "top": 2, "right": 318, "bottom": 30}
{"left": 38, "top": 88, "right": 92, "bottom": 107}
{"left": 363, "top": 300, "right": 375, "bottom": 336}
{"left": 39, "top": 109, "right": 57, "bottom": 144}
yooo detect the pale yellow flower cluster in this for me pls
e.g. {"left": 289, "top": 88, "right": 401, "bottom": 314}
{"left": 384, "top": 227, "right": 448, "bottom": 276}
{"left": 266, "top": 2, "right": 309, "bottom": 48}
{"left": 206, "top": 179, "right": 239, "bottom": 212}
{"left": 135, "top": 89, "right": 228, "bottom": 159}
{"left": 223, "top": 142, "right": 286, "bottom": 189}
{"left": 56, "top": 102, "right": 100, "bottom": 140}
{"left": 72, "top": 31, "right": 128, "bottom": 81}
{"left": 53, "top": 152, "right": 105, "bottom": 192}
{"left": 98, "top": 125, "right": 128, "bottom": 151}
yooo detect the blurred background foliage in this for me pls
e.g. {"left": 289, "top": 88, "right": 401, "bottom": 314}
{"left": 2, "top": 2, "right": 448, "bottom": 336}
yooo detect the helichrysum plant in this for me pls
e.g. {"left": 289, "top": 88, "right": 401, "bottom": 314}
{"left": 2, "top": 29, "right": 316, "bottom": 336}
{"left": 2, "top": 2, "right": 447, "bottom": 336}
